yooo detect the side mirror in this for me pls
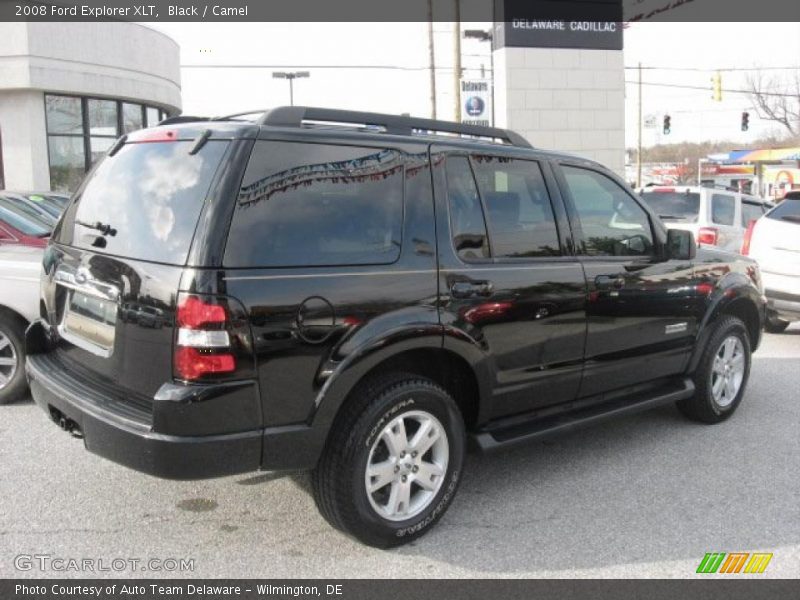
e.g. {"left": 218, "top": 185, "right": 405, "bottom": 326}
{"left": 666, "top": 229, "right": 696, "bottom": 260}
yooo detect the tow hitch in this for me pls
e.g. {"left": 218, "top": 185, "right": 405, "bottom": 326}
{"left": 49, "top": 406, "right": 84, "bottom": 439}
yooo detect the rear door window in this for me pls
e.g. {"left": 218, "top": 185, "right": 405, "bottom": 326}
{"left": 741, "top": 201, "right": 764, "bottom": 227}
{"left": 445, "top": 156, "right": 490, "bottom": 261}
{"left": 57, "top": 140, "right": 230, "bottom": 264}
{"left": 470, "top": 156, "right": 560, "bottom": 258}
{"left": 711, "top": 193, "right": 735, "bottom": 226}
{"left": 225, "top": 141, "right": 404, "bottom": 268}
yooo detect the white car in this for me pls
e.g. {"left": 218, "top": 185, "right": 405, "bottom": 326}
{"left": 640, "top": 186, "right": 772, "bottom": 254}
{"left": 744, "top": 192, "right": 800, "bottom": 333}
{"left": 0, "top": 244, "right": 42, "bottom": 403}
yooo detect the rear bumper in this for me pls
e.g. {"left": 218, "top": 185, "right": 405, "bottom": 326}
{"left": 27, "top": 352, "right": 263, "bottom": 480}
{"left": 765, "top": 289, "right": 800, "bottom": 321}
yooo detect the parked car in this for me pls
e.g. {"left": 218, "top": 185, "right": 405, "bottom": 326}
{"left": 639, "top": 185, "right": 772, "bottom": 254}
{"left": 7, "top": 191, "right": 70, "bottom": 220}
{"left": 0, "top": 205, "right": 51, "bottom": 248}
{"left": 0, "top": 244, "right": 43, "bottom": 403}
{"left": 26, "top": 107, "right": 765, "bottom": 547}
{"left": 743, "top": 191, "right": 800, "bottom": 332}
{"left": 0, "top": 193, "right": 58, "bottom": 228}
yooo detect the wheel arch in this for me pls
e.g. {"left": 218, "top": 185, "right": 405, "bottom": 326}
{"left": 309, "top": 330, "right": 491, "bottom": 458}
{"left": 688, "top": 285, "right": 764, "bottom": 373}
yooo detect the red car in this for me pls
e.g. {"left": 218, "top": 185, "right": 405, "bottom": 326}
{"left": 0, "top": 204, "right": 51, "bottom": 248}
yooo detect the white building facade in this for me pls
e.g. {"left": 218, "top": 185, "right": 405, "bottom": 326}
{"left": 0, "top": 22, "right": 181, "bottom": 192}
{"left": 491, "top": 1, "right": 625, "bottom": 176}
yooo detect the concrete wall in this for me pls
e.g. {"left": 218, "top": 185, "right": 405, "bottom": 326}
{"left": 0, "top": 22, "right": 181, "bottom": 190}
{"left": 493, "top": 47, "right": 625, "bottom": 176}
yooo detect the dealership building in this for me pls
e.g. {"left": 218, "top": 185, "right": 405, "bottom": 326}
{"left": 0, "top": 22, "right": 181, "bottom": 192}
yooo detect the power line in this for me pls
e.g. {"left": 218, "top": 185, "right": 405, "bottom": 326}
{"left": 624, "top": 80, "right": 799, "bottom": 98}
{"left": 624, "top": 65, "right": 800, "bottom": 72}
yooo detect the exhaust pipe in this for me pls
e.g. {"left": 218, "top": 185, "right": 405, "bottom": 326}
{"left": 50, "top": 407, "right": 83, "bottom": 439}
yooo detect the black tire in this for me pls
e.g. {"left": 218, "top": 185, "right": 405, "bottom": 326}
{"left": 765, "top": 311, "right": 790, "bottom": 334}
{"left": 678, "top": 316, "right": 751, "bottom": 424}
{"left": 0, "top": 314, "right": 27, "bottom": 405}
{"left": 312, "top": 372, "right": 466, "bottom": 548}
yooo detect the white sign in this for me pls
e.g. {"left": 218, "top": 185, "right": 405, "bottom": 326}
{"left": 460, "top": 79, "right": 493, "bottom": 127}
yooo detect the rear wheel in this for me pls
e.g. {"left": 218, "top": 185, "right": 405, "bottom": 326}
{"left": 765, "top": 311, "right": 790, "bottom": 334}
{"left": 678, "top": 316, "right": 751, "bottom": 424}
{"left": 0, "top": 314, "right": 27, "bottom": 405}
{"left": 312, "top": 373, "right": 465, "bottom": 548}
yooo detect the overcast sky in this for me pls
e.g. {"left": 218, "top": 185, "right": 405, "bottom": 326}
{"left": 151, "top": 22, "right": 800, "bottom": 149}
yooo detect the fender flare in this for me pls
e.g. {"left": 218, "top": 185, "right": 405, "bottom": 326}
{"left": 687, "top": 277, "right": 765, "bottom": 373}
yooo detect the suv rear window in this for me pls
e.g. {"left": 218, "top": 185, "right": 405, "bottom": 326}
{"left": 640, "top": 190, "right": 700, "bottom": 222}
{"left": 711, "top": 193, "right": 735, "bottom": 226}
{"left": 767, "top": 198, "right": 800, "bottom": 223}
{"left": 57, "top": 140, "right": 229, "bottom": 264}
{"left": 225, "top": 141, "right": 404, "bottom": 268}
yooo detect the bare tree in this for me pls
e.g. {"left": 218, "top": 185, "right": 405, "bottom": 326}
{"left": 746, "top": 71, "right": 800, "bottom": 136}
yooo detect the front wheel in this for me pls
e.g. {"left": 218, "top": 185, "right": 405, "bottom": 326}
{"left": 678, "top": 316, "right": 751, "bottom": 424}
{"left": 312, "top": 373, "right": 466, "bottom": 548}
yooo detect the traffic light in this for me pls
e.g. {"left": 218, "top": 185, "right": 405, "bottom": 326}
{"left": 663, "top": 114, "right": 671, "bottom": 135}
{"left": 711, "top": 71, "right": 722, "bottom": 102}
{"left": 741, "top": 111, "right": 750, "bottom": 131}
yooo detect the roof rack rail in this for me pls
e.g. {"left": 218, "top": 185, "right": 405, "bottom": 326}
{"left": 159, "top": 115, "right": 210, "bottom": 126}
{"left": 258, "top": 106, "right": 532, "bottom": 148}
{"left": 211, "top": 109, "right": 271, "bottom": 122}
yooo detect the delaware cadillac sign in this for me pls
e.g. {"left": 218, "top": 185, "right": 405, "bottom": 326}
{"left": 494, "top": 0, "right": 623, "bottom": 50}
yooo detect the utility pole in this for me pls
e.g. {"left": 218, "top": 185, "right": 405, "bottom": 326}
{"left": 453, "top": 0, "right": 462, "bottom": 122}
{"left": 427, "top": 0, "right": 437, "bottom": 119}
{"left": 637, "top": 62, "right": 643, "bottom": 188}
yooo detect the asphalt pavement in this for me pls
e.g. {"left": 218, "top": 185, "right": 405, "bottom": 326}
{"left": 1, "top": 329, "right": 798, "bottom": 578}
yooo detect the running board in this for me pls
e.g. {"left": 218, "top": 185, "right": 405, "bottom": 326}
{"left": 472, "top": 378, "right": 695, "bottom": 452}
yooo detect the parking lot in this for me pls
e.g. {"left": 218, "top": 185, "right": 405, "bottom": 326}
{"left": 1, "top": 329, "right": 798, "bottom": 579}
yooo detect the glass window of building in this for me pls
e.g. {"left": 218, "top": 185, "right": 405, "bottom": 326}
{"left": 45, "top": 94, "right": 168, "bottom": 192}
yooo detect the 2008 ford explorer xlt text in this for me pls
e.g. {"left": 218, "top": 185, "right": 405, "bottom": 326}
{"left": 26, "top": 107, "right": 766, "bottom": 547}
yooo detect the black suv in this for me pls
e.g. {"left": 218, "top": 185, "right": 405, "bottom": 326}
{"left": 27, "top": 107, "right": 765, "bottom": 547}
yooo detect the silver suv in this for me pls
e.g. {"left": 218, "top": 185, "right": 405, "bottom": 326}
{"left": 640, "top": 186, "right": 772, "bottom": 254}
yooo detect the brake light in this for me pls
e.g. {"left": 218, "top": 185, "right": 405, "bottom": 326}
{"left": 177, "top": 295, "right": 226, "bottom": 329}
{"left": 741, "top": 220, "right": 757, "bottom": 255}
{"left": 133, "top": 129, "right": 179, "bottom": 143}
{"left": 652, "top": 187, "right": 675, "bottom": 193}
{"left": 174, "top": 294, "right": 235, "bottom": 381}
{"left": 697, "top": 227, "right": 718, "bottom": 246}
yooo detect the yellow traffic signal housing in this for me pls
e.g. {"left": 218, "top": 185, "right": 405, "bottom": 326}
{"left": 711, "top": 71, "right": 723, "bottom": 102}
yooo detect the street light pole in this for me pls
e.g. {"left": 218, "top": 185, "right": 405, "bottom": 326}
{"left": 272, "top": 71, "right": 310, "bottom": 106}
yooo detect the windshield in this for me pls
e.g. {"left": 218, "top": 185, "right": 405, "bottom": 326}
{"left": 767, "top": 199, "right": 800, "bottom": 224}
{"left": 641, "top": 191, "right": 701, "bottom": 222}
{"left": 57, "top": 140, "right": 229, "bottom": 264}
{"left": 0, "top": 205, "right": 51, "bottom": 237}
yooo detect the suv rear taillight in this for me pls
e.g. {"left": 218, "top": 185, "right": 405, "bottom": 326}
{"left": 741, "top": 220, "right": 757, "bottom": 255}
{"left": 174, "top": 293, "right": 236, "bottom": 381}
{"left": 697, "top": 227, "right": 718, "bottom": 246}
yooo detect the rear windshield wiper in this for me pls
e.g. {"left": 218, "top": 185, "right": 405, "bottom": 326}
{"left": 76, "top": 220, "right": 117, "bottom": 236}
